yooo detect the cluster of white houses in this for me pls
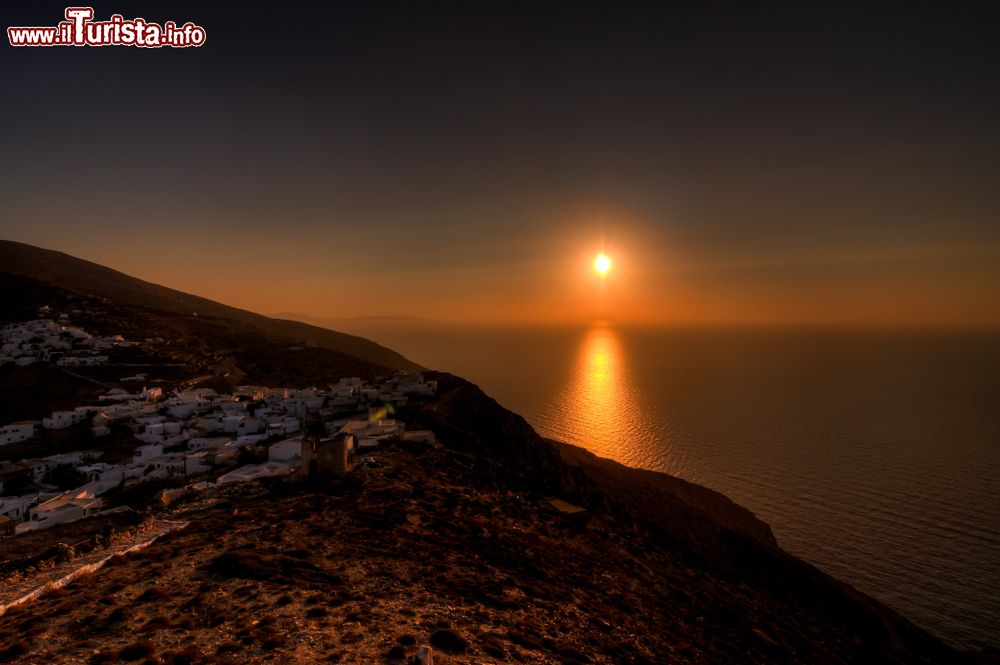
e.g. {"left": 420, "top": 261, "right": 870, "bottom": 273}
{"left": 0, "top": 373, "right": 437, "bottom": 536}
{"left": 0, "top": 423, "right": 35, "bottom": 446}
{"left": 0, "top": 316, "right": 130, "bottom": 368}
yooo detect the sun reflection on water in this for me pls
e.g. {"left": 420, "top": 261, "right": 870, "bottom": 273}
{"left": 549, "top": 326, "right": 664, "bottom": 469}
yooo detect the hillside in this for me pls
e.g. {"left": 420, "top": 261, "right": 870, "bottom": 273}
{"left": 0, "top": 240, "right": 420, "bottom": 373}
{"left": 0, "top": 242, "right": 983, "bottom": 663}
{"left": 0, "top": 271, "right": 397, "bottom": 426}
{"left": 0, "top": 374, "right": 971, "bottom": 664}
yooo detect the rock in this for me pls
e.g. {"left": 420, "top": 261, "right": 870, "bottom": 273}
{"left": 383, "top": 645, "right": 406, "bottom": 661}
{"left": 429, "top": 628, "right": 468, "bottom": 653}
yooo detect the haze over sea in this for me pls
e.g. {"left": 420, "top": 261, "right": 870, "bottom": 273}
{"left": 343, "top": 323, "right": 1000, "bottom": 649}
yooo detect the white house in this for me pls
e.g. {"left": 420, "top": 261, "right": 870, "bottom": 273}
{"left": 0, "top": 422, "right": 34, "bottom": 445}
{"left": 0, "top": 493, "right": 55, "bottom": 523}
{"left": 133, "top": 443, "right": 164, "bottom": 465}
{"left": 43, "top": 450, "right": 98, "bottom": 468}
{"left": 78, "top": 462, "right": 124, "bottom": 484}
{"left": 0, "top": 495, "right": 33, "bottom": 522}
{"left": 188, "top": 436, "right": 231, "bottom": 452}
{"left": 20, "top": 481, "right": 115, "bottom": 532}
{"left": 145, "top": 453, "right": 187, "bottom": 480}
{"left": 392, "top": 373, "right": 438, "bottom": 396}
{"left": 42, "top": 410, "right": 89, "bottom": 430}
{"left": 136, "top": 422, "right": 166, "bottom": 444}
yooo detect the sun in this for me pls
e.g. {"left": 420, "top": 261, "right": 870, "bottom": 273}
{"left": 593, "top": 253, "right": 612, "bottom": 275}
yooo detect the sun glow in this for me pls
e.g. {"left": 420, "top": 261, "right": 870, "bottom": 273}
{"left": 593, "top": 253, "right": 612, "bottom": 275}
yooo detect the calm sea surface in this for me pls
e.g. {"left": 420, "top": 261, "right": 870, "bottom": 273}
{"left": 350, "top": 324, "right": 1000, "bottom": 649}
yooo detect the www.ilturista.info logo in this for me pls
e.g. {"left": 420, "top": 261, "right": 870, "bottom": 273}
{"left": 8, "top": 7, "right": 206, "bottom": 48}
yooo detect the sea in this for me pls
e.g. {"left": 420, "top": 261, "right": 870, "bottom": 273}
{"left": 347, "top": 323, "right": 1000, "bottom": 650}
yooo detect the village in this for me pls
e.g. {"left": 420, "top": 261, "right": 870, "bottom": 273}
{"left": 0, "top": 316, "right": 437, "bottom": 538}
{"left": 0, "top": 310, "right": 133, "bottom": 368}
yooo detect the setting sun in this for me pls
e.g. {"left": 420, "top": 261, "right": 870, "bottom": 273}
{"left": 594, "top": 253, "right": 612, "bottom": 275}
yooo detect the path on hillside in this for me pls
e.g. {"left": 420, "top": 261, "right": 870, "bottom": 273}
{"left": 178, "top": 374, "right": 214, "bottom": 391}
{"left": 0, "top": 518, "right": 188, "bottom": 616}
{"left": 59, "top": 367, "right": 114, "bottom": 389}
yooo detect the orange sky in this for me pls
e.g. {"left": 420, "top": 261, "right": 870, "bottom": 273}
{"left": 2, "top": 3, "right": 998, "bottom": 329}
{"left": 8, "top": 203, "right": 999, "bottom": 329}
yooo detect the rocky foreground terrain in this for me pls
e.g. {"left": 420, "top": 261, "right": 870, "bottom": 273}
{"left": 0, "top": 374, "right": 984, "bottom": 664}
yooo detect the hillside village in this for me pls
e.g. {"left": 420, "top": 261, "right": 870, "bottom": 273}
{"left": 0, "top": 315, "right": 437, "bottom": 538}
{"left": 0, "top": 314, "right": 129, "bottom": 368}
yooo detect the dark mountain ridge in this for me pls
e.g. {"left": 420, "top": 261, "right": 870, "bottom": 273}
{"left": 0, "top": 240, "right": 420, "bottom": 373}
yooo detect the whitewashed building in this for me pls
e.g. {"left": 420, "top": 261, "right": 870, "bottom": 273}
{"left": 0, "top": 493, "right": 56, "bottom": 523}
{"left": 42, "top": 409, "right": 90, "bottom": 430}
{"left": 145, "top": 453, "right": 187, "bottom": 480}
{"left": 133, "top": 443, "right": 164, "bottom": 465}
{"left": 0, "top": 422, "right": 34, "bottom": 445}
{"left": 78, "top": 462, "right": 125, "bottom": 484}
{"left": 19, "top": 481, "right": 116, "bottom": 532}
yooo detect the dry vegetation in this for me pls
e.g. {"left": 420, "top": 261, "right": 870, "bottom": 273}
{"left": 0, "top": 436, "right": 971, "bottom": 664}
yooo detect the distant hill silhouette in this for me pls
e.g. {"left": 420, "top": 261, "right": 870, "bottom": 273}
{"left": 270, "top": 312, "right": 438, "bottom": 331}
{"left": 0, "top": 240, "right": 421, "bottom": 372}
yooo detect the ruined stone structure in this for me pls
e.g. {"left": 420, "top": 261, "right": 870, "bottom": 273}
{"left": 302, "top": 433, "right": 353, "bottom": 476}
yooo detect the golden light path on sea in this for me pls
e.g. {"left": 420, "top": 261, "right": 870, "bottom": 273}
{"left": 548, "top": 325, "right": 665, "bottom": 470}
